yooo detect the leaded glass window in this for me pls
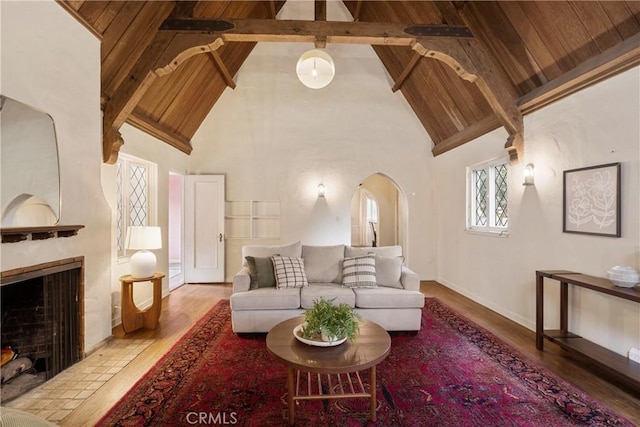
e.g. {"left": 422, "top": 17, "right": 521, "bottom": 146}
{"left": 468, "top": 159, "right": 509, "bottom": 232}
{"left": 116, "top": 154, "right": 157, "bottom": 257}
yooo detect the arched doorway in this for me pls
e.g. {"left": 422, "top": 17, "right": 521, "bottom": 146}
{"left": 350, "top": 174, "right": 406, "bottom": 250}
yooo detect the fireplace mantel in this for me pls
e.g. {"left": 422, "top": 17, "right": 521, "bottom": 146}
{"left": 1, "top": 225, "right": 84, "bottom": 243}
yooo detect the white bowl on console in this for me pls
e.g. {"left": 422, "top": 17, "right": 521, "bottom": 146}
{"left": 607, "top": 266, "right": 639, "bottom": 288}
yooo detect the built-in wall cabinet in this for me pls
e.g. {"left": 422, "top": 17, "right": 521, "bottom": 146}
{"left": 225, "top": 200, "right": 280, "bottom": 239}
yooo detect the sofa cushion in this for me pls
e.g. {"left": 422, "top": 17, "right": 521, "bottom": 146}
{"left": 242, "top": 241, "right": 302, "bottom": 266}
{"left": 300, "top": 284, "right": 356, "bottom": 309}
{"left": 272, "top": 256, "right": 309, "bottom": 289}
{"left": 375, "top": 255, "right": 403, "bottom": 289}
{"left": 245, "top": 256, "right": 276, "bottom": 289}
{"left": 302, "top": 244, "right": 345, "bottom": 283}
{"left": 230, "top": 287, "right": 301, "bottom": 311}
{"left": 342, "top": 254, "right": 377, "bottom": 288}
{"left": 353, "top": 287, "right": 425, "bottom": 309}
{"left": 345, "top": 245, "right": 402, "bottom": 258}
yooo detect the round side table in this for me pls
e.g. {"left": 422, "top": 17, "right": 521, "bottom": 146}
{"left": 119, "top": 272, "right": 165, "bottom": 333}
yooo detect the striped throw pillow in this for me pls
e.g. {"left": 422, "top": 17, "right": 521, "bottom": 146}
{"left": 342, "top": 254, "right": 377, "bottom": 288}
{"left": 272, "top": 256, "right": 309, "bottom": 289}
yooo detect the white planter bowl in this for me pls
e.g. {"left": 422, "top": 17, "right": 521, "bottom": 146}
{"left": 607, "top": 266, "right": 639, "bottom": 288}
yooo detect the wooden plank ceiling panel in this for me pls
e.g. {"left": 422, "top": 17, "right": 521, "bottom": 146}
{"left": 133, "top": 0, "right": 276, "bottom": 145}
{"left": 104, "top": 2, "right": 175, "bottom": 99}
{"left": 92, "top": 2, "right": 126, "bottom": 35}
{"left": 465, "top": 1, "right": 542, "bottom": 96}
{"left": 357, "top": 0, "right": 497, "bottom": 148}
{"left": 569, "top": 2, "right": 625, "bottom": 52}
{"left": 533, "top": 1, "right": 602, "bottom": 65}
{"left": 76, "top": 1, "right": 108, "bottom": 23}
{"left": 601, "top": 2, "right": 640, "bottom": 39}
{"left": 497, "top": 1, "right": 563, "bottom": 85}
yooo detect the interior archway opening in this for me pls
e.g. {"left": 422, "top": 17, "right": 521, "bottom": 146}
{"left": 350, "top": 174, "right": 407, "bottom": 254}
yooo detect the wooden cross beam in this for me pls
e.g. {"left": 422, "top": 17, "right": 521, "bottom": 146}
{"left": 102, "top": 18, "right": 520, "bottom": 165}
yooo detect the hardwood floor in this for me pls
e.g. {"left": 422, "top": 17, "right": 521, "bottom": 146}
{"left": 59, "top": 281, "right": 639, "bottom": 426}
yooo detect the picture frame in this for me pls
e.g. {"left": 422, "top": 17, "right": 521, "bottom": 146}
{"left": 563, "top": 162, "right": 621, "bottom": 237}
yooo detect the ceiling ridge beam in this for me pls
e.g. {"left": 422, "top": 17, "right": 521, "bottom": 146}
{"left": 159, "top": 18, "right": 474, "bottom": 42}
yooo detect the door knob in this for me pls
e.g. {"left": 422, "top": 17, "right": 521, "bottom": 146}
{"left": 219, "top": 233, "right": 223, "bottom": 242}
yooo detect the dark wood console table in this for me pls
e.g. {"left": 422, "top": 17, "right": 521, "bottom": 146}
{"left": 536, "top": 270, "right": 640, "bottom": 390}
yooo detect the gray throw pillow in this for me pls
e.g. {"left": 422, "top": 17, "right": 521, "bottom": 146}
{"left": 375, "top": 255, "right": 403, "bottom": 288}
{"left": 245, "top": 256, "right": 276, "bottom": 289}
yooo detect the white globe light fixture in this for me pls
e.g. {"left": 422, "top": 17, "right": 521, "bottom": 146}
{"left": 296, "top": 49, "right": 335, "bottom": 89}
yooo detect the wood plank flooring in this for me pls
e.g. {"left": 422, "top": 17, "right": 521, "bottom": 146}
{"left": 58, "top": 281, "right": 639, "bottom": 426}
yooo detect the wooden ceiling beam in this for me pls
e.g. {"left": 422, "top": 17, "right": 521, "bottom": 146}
{"left": 208, "top": 51, "right": 236, "bottom": 89}
{"left": 315, "top": 0, "right": 327, "bottom": 48}
{"left": 126, "top": 111, "right": 193, "bottom": 155}
{"left": 392, "top": 52, "right": 422, "bottom": 92}
{"left": 435, "top": 1, "right": 524, "bottom": 163}
{"left": 432, "top": 115, "right": 501, "bottom": 156}
{"left": 519, "top": 32, "right": 640, "bottom": 115}
{"left": 353, "top": 1, "right": 363, "bottom": 22}
{"left": 102, "top": 30, "right": 177, "bottom": 163}
{"left": 159, "top": 18, "right": 474, "bottom": 44}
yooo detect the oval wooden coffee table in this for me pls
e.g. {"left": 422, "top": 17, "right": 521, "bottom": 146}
{"left": 266, "top": 316, "right": 391, "bottom": 425}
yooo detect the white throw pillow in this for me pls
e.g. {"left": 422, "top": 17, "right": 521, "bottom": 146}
{"left": 375, "top": 255, "right": 403, "bottom": 288}
{"left": 342, "top": 255, "right": 377, "bottom": 288}
{"left": 272, "top": 256, "right": 308, "bottom": 289}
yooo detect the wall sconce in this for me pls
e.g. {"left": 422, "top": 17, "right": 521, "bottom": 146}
{"left": 523, "top": 163, "right": 535, "bottom": 186}
{"left": 317, "top": 183, "right": 326, "bottom": 198}
{"left": 296, "top": 49, "right": 335, "bottom": 89}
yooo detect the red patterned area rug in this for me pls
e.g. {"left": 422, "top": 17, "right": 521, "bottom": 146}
{"left": 97, "top": 299, "right": 633, "bottom": 426}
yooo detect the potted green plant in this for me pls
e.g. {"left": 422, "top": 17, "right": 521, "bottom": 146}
{"left": 301, "top": 298, "right": 362, "bottom": 343}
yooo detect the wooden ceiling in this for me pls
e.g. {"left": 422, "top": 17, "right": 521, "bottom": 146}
{"left": 59, "top": 1, "right": 640, "bottom": 164}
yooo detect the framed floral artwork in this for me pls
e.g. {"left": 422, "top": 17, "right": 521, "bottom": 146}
{"left": 563, "top": 162, "right": 621, "bottom": 237}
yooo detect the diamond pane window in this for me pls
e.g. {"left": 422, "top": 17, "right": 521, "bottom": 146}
{"left": 116, "top": 161, "right": 123, "bottom": 252}
{"left": 474, "top": 169, "right": 488, "bottom": 226}
{"left": 129, "top": 164, "right": 148, "bottom": 226}
{"left": 468, "top": 159, "right": 509, "bottom": 232}
{"left": 115, "top": 154, "right": 156, "bottom": 257}
{"left": 494, "top": 164, "right": 508, "bottom": 227}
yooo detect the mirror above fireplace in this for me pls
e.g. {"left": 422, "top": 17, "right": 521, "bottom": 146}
{"left": 0, "top": 95, "right": 61, "bottom": 227}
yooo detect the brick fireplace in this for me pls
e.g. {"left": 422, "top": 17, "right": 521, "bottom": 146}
{"left": 1, "top": 257, "right": 84, "bottom": 401}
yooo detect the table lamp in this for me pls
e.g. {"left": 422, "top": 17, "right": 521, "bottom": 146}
{"left": 126, "top": 226, "right": 162, "bottom": 279}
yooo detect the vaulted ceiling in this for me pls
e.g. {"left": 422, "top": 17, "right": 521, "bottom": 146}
{"left": 59, "top": 1, "right": 640, "bottom": 164}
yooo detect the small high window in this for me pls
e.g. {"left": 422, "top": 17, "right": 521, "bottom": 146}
{"left": 467, "top": 158, "right": 508, "bottom": 234}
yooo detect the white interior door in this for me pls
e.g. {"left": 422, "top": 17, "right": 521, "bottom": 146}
{"left": 184, "top": 175, "right": 225, "bottom": 283}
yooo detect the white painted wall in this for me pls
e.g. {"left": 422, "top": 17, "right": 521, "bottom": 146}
{"left": 101, "top": 124, "right": 190, "bottom": 327}
{"left": 1, "top": 1, "right": 111, "bottom": 352}
{"left": 189, "top": 1, "right": 437, "bottom": 281}
{"left": 434, "top": 67, "right": 640, "bottom": 357}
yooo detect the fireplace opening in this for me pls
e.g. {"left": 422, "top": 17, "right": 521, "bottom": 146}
{"left": 1, "top": 258, "right": 84, "bottom": 402}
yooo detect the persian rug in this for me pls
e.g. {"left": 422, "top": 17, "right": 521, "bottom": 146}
{"left": 97, "top": 299, "right": 634, "bottom": 426}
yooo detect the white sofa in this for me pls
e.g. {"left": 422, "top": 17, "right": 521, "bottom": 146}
{"left": 230, "top": 241, "right": 425, "bottom": 333}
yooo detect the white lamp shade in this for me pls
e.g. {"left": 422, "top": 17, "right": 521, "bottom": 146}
{"left": 296, "top": 49, "right": 335, "bottom": 89}
{"left": 126, "top": 226, "right": 162, "bottom": 250}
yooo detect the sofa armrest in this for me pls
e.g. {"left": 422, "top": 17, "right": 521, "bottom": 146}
{"left": 400, "top": 266, "right": 420, "bottom": 291}
{"left": 233, "top": 267, "right": 251, "bottom": 293}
